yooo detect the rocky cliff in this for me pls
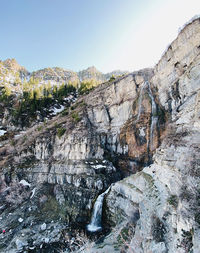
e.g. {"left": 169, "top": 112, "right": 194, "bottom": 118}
{"left": 84, "top": 17, "right": 200, "bottom": 253}
{"left": 0, "top": 17, "right": 199, "bottom": 253}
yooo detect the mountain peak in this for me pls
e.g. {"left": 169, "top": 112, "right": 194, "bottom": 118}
{"left": 87, "top": 66, "right": 97, "bottom": 69}
{"left": 84, "top": 66, "right": 100, "bottom": 73}
{"left": 3, "top": 58, "right": 26, "bottom": 72}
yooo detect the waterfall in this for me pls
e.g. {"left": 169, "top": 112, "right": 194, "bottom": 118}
{"left": 137, "top": 82, "right": 147, "bottom": 121}
{"left": 137, "top": 81, "right": 158, "bottom": 150}
{"left": 87, "top": 187, "right": 110, "bottom": 232}
{"left": 147, "top": 81, "right": 157, "bottom": 117}
{"left": 146, "top": 81, "right": 158, "bottom": 150}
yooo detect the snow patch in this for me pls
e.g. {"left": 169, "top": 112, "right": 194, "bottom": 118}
{"left": 18, "top": 218, "right": 23, "bottom": 223}
{"left": 0, "top": 129, "right": 7, "bottom": 136}
{"left": 51, "top": 105, "right": 65, "bottom": 115}
{"left": 40, "top": 223, "right": 47, "bottom": 231}
{"left": 92, "top": 164, "right": 106, "bottom": 169}
{"left": 19, "top": 179, "right": 31, "bottom": 187}
{"left": 30, "top": 187, "right": 36, "bottom": 199}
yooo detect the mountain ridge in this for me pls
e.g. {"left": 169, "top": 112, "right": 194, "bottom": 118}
{"left": 0, "top": 58, "right": 129, "bottom": 86}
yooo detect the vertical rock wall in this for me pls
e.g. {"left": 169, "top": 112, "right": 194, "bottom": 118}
{"left": 101, "top": 17, "right": 200, "bottom": 253}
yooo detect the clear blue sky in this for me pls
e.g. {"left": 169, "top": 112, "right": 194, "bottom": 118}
{"left": 0, "top": 0, "right": 199, "bottom": 72}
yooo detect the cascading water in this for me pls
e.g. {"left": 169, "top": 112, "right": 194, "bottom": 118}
{"left": 146, "top": 81, "right": 158, "bottom": 151}
{"left": 137, "top": 82, "right": 147, "bottom": 121}
{"left": 137, "top": 81, "right": 158, "bottom": 151}
{"left": 87, "top": 187, "right": 110, "bottom": 232}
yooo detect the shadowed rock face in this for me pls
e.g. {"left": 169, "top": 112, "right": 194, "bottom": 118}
{"left": 0, "top": 17, "right": 199, "bottom": 253}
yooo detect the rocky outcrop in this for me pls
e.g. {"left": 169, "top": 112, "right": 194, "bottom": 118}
{"left": 0, "top": 59, "right": 28, "bottom": 90}
{"left": 31, "top": 67, "right": 79, "bottom": 84}
{"left": 2, "top": 59, "right": 27, "bottom": 73}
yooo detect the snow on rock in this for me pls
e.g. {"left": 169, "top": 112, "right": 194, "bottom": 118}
{"left": 14, "top": 131, "right": 26, "bottom": 139}
{"left": 44, "top": 238, "right": 49, "bottom": 243}
{"left": 29, "top": 246, "right": 35, "bottom": 250}
{"left": 16, "top": 239, "right": 26, "bottom": 251}
{"left": 92, "top": 164, "right": 106, "bottom": 169}
{"left": 40, "top": 223, "right": 47, "bottom": 231}
{"left": 30, "top": 188, "right": 36, "bottom": 199}
{"left": 19, "top": 180, "right": 31, "bottom": 187}
{"left": 18, "top": 218, "right": 23, "bottom": 223}
{"left": 51, "top": 105, "right": 65, "bottom": 115}
{"left": 0, "top": 129, "right": 7, "bottom": 136}
{"left": 14, "top": 134, "right": 21, "bottom": 139}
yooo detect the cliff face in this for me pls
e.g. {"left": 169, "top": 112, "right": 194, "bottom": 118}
{"left": 96, "top": 17, "right": 200, "bottom": 253}
{"left": 0, "top": 18, "right": 199, "bottom": 253}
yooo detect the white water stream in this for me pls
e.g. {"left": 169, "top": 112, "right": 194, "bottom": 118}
{"left": 87, "top": 187, "right": 110, "bottom": 232}
{"left": 137, "top": 81, "right": 158, "bottom": 150}
{"left": 137, "top": 82, "right": 147, "bottom": 121}
{"left": 147, "top": 81, "right": 158, "bottom": 150}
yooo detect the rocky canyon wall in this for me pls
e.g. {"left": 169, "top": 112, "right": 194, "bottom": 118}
{"left": 94, "top": 17, "right": 200, "bottom": 253}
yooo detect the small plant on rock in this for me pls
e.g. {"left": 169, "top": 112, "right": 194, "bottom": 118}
{"left": 57, "top": 127, "right": 66, "bottom": 138}
{"left": 61, "top": 108, "right": 69, "bottom": 116}
{"left": 109, "top": 75, "right": 115, "bottom": 82}
{"left": 71, "top": 112, "right": 81, "bottom": 123}
{"left": 167, "top": 195, "right": 178, "bottom": 208}
{"left": 37, "top": 125, "right": 43, "bottom": 131}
